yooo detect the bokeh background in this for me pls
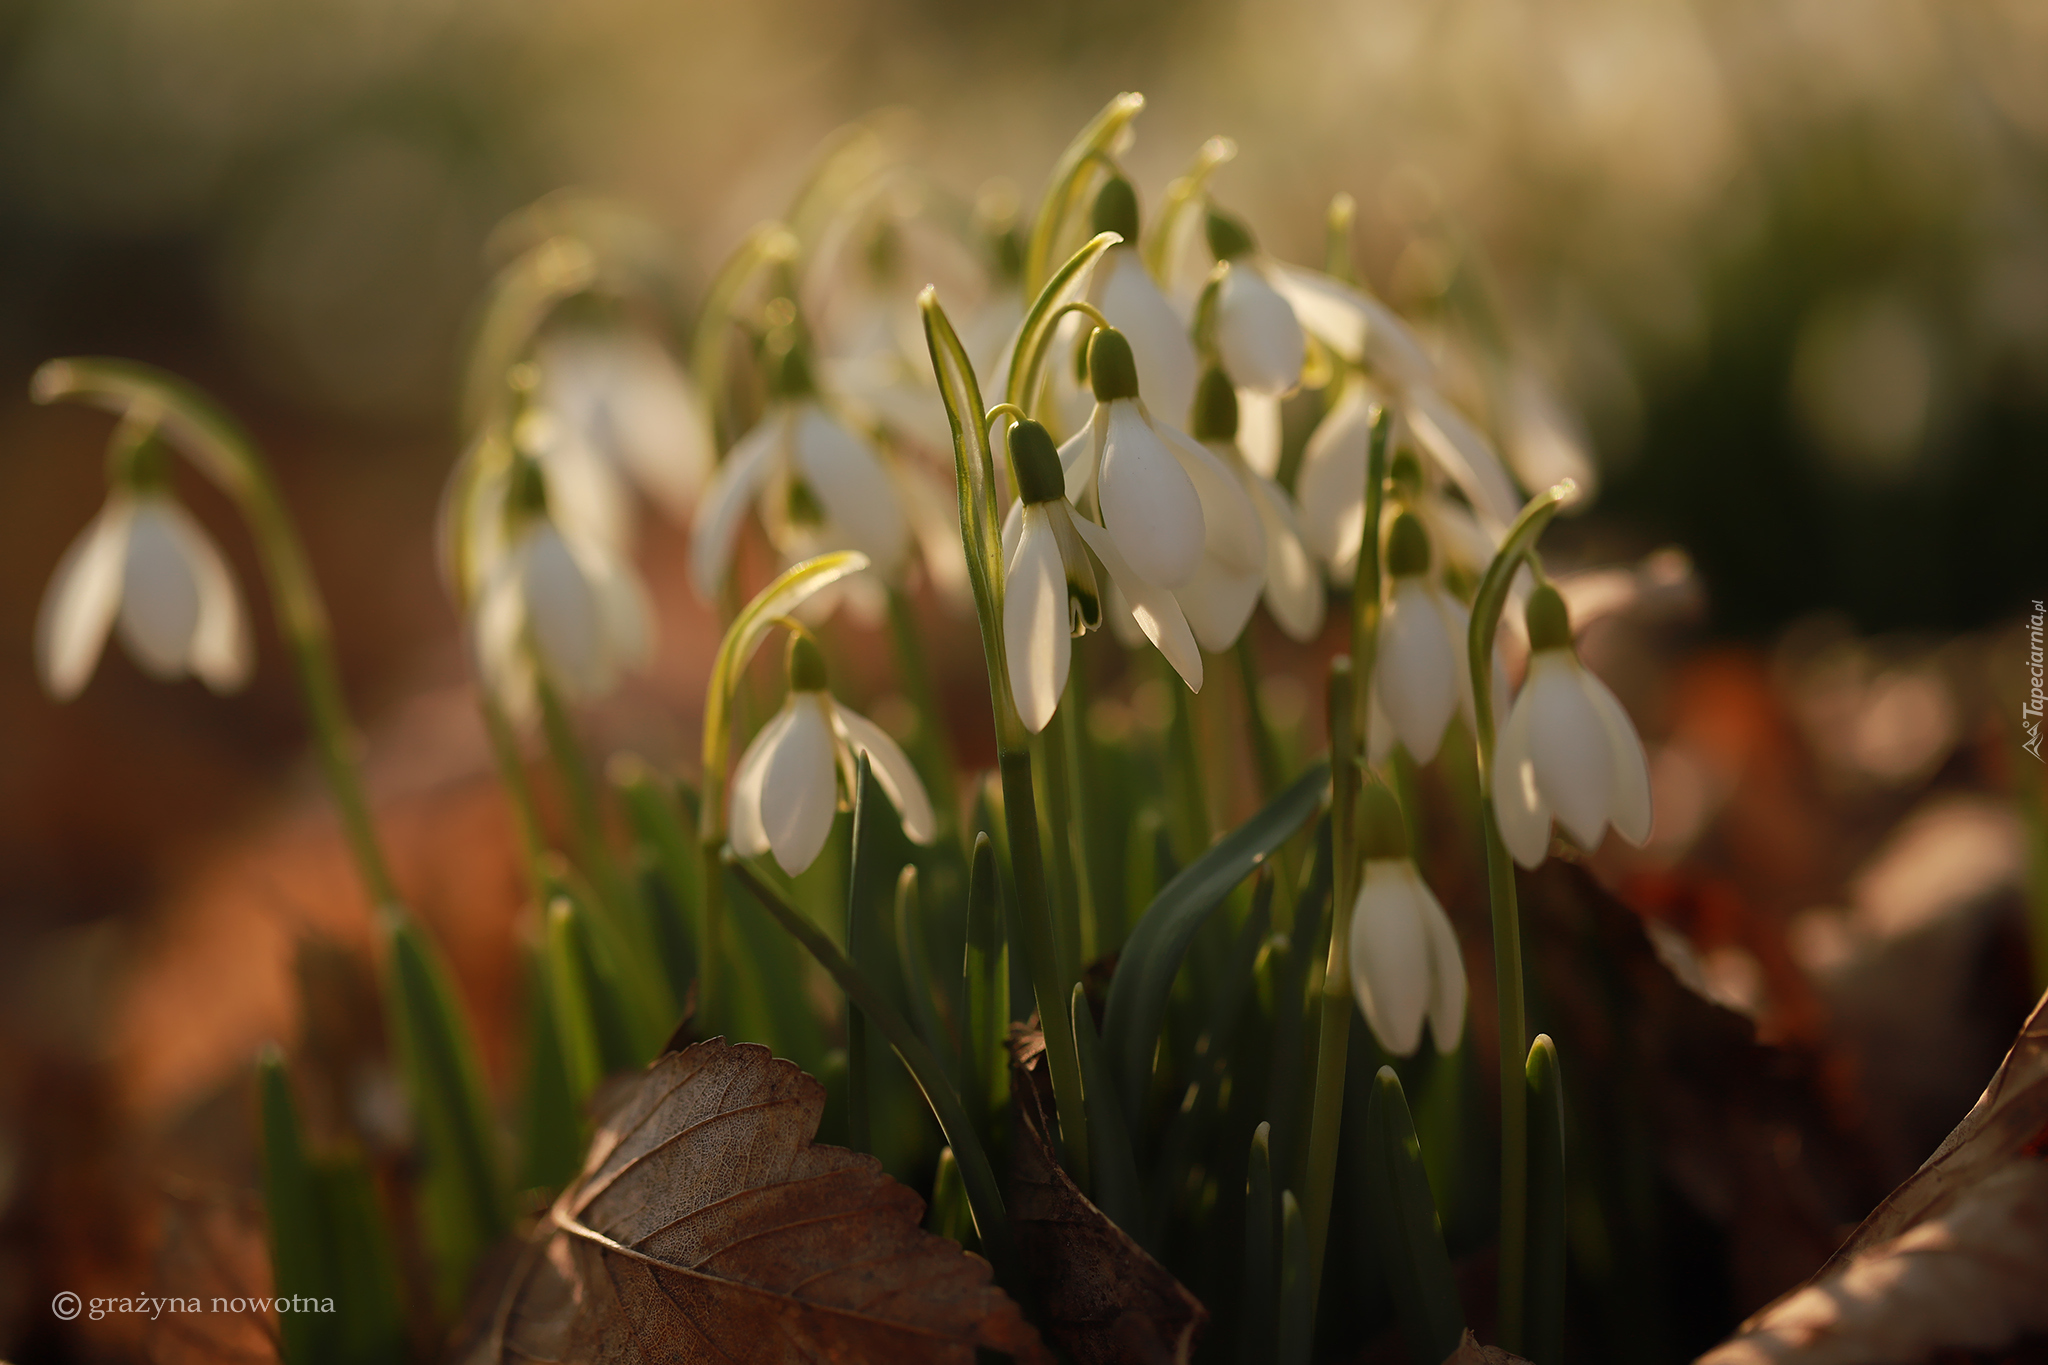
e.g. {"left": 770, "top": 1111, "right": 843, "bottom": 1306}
{"left": 1, "top": 0, "right": 2045, "bottom": 1359}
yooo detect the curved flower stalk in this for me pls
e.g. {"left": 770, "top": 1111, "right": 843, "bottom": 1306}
{"left": 1187, "top": 367, "right": 1324, "bottom": 643}
{"left": 1492, "top": 584, "right": 1652, "bottom": 867}
{"left": 688, "top": 342, "right": 911, "bottom": 606}
{"left": 1056, "top": 328, "right": 1264, "bottom": 671}
{"left": 473, "top": 455, "right": 653, "bottom": 722}
{"left": 533, "top": 326, "right": 713, "bottom": 526}
{"left": 37, "top": 422, "right": 250, "bottom": 700}
{"left": 1349, "top": 783, "right": 1466, "bottom": 1057}
{"left": 729, "top": 630, "right": 936, "bottom": 876}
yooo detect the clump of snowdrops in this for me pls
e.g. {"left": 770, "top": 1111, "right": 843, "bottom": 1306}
{"left": 31, "top": 95, "right": 1648, "bottom": 1363}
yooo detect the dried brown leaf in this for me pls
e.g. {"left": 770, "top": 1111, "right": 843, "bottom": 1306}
{"left": 457, "top": 1037, "right": 1050, "bottom": 1364}
{"left": 1008, "top": 1027, "right": 1207, "bottom": 1365}
{"left": 1440, "top": 1329, "right": 1533, "bottom": 1365}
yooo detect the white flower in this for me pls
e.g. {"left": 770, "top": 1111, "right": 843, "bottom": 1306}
{"left": 689, "top": 371, "right": 910, "bottom": 602}
{"left": 729, "top": 635, "right": 936, "bottom": 875}
{"left": 475, "top": 461, "right": 652, "bottom": 714}
{"left": 1372, "top": 512, "right": 1488, "bottom": 765}
{"left": 1492, "top": 586, "right": 1653, "bottom": 868}
{"left": 536, "top": 328, "right": 713, "bottom": 524}
{"left": 36, "top": 490, "right": 251, "bottom": 700}
{"left": 1000, "top": 419, "right": 1202, "bottom": 729}
{"left": 1350, "top": 858, "right": 1467, "bottom": 1057}
{"left": 1189, "top": 368, "right": 1323, "bottom": 643}
{"left": 1202, "top": 211, "right": 1306, "bottom": 399}
{"left": 1084, "top": 177, "right": 1198, "bottom": 427}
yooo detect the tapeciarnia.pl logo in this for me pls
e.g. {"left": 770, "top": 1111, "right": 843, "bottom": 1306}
{"left": 2026, "top": 599, "right": 2045, "bottom": 762}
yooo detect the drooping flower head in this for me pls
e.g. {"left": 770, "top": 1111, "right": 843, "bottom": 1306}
{"left": 1081, "top": 176, "right": 1198, "bottom": 428}
{"left": 1200, "top": 209, "right": 1308, "bottom": 400}
{"left": 729, "top": 630, "right": 936, "bottom": 875}
{"left": 1492, "top": 584, "right": 1653, "bottom": 867}
{"left": 1349, "top": 782, "right": 1467, "bottom": 1057}
{"left": 36, "top": 427, "right": 251, "bottom": 701}
{"left": 534, "top": 325, "right": 713, "bottom": 527}
{"left": 1186, "top": 367, "right": 1323, "bottom": 644}
{"left": 1373, "top": 511, "right": 1483, "bottom": 766}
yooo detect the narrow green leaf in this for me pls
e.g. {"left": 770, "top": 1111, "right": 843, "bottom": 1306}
{"left": 1265, "top": 815, "right": 1332, "bottom": 1188}
{"left": 725, "top": 853, "right": 1024, "bottom": 1296}
{"left": 258, "top": 1049, "right": 330, "bottom": 1365}
{"left": 1004, "top": 230, "right": 1123, "bottom": 412}
{"left": 1101, "top": 760, "right": 1329, "bottom": 1132}
{"left": 543, "top": 899, "right": 604, "bottom": 1102}
{"left": 516, "top": 939, "right": 584, "bottom": 1193}
{"left": 381, "top": 913, "right": 508, "bottom": 1315}
{"left": 962, "top": 832, "right": 1009, "bottom": 1138}
{"left": 896, "top": 864, "right": 957, "bottom": 1083}
{"left": 927, "top": 1145, "right": 977, "bottom": 1249}
{"left": 611, "top": 755, "right": 702, "bottom": 1009}
{"left": 1071, "top": 983, "right": 1142, "bottom": 1230}
{"left": 846, "top": 755, "right": 902, "bottom": 1153}
{"left": 1525, "top": 1035, "right": 1568, "bottom": 1365}
{"left": 1277, "top": 1189, "right": 1314, "bottom": 1365}
{"left": 312, "top": 1160, "right": 408, "bottom": 1364}
{"left": 1240, "top": 1122, "right": 1277, "bottom": 1365}
{"left": 1022, "top": 91, "right": 1145, "bottom": 292}
{"left": 1366, "top": 1066, "right": 1467, "bottom": 1365}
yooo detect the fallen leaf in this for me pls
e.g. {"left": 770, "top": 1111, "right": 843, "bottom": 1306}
{"left": 1008, "top": 1027, "right": 1208, "bottom": 1365}
{"left": 456, "top": 1037, "right": 1050, "bottom": 1364}
{"left": 1440, "top": 1328, "right": 1533, "bottom": 1364}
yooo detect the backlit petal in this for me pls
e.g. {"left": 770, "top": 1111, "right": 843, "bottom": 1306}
{"left": 1004, "top": 504, "right": 1071, "bottom": 734}
{"left": 729, "top": 699, "right": 799, "bottom": 859}
{"left": 1069, "top": 512, "right": 1203, "bottom": 691}
{"left": 1268, "top": 263, "right": 1435, "bottom": 388}
{"left": 1377, "top": 577, "right": 1458, "bottom": 763}
{"left": 1524, "top": 652, "right": 1612, "bottom": 852}
{"left": 1350, "top": 860, "right": 1430, "bottom": 1057}
{"left": 36, "top": 497, "right": 134, "bottom": 700}
{"left": 791, "top": 402, "right": 910, "bottom": 576}
{"left": 759, "top": 695, "right": 841, "bottom": 876}
{"left": 831, "top": 702, "right": 938, "bottom": 844}
{"left": 1406, "top": 387, "right": 1522, "bottom": 530}
{"left": 116, "top": 500, "right": 203, "bottom": 679}
{"left": 689, "top": 409, "right": 786, "bottom": 599}
{"left": 1237, "top": 387, "right": 1284, "bottom": 479}
{"left": 1100, "top": 399, "right": 1204, "bottom": 588}
{"left": 1417, "top": 872, "right": 1468, "bottom": 1052}
{"left": 1217, "top": 265, "right": 1305, "bottom": 396}
{"left": 1162, "top": 421, "right": 1264, "bottom": 575}
{"left": 1294, "top": 383, "right": 1374, "bottom": 578}
{"left": 1245, "top": 473, "right": 1325, "bottom": 641}
{"left": 1091, "top": 247, "right": 1198, "bottom": 425}
{"left": 520, "top": 525, "right": 608, "bottom": 696}
{"left": 162, "top": 500, "right": 252, "bottom": 693}
{"left": 1492, "top": 682, "right": 1554, "bottom": 868}
{"left": 1581, "top": 666, "right": 1653, "bottom": 846}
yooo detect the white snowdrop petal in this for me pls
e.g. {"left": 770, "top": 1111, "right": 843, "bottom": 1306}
{"left": 791, "top": 403, "right": 910, "bottom": 576}
{"left": 760, "top": 696, "right": 841, "bottom": 876}
{"left": 831, "top": 702, "right": 938, "bottom": 844}
{"left": 1236, "top": 388, "right": 1284, "bottom": 479}
{"left": 1245, "top": 473, "right": 1325, "bottom": 642}
{"left": 1406, "top": 387, "right": 1522, "bottom": 531}
{"left": 1055, "top": 412, "right": 1103, "bottom": 511}
{"left": 1378, "top": 578, "right": 1459, "bottom": 764}
{"left": 1069, "top": 513, "right": 1203, "bottom": 691}
{"left": 896, "top": 460, "right": 972, "bottom": 604}
{"left": 591, "top": 549, "right": 655, "bottom": 674}
{"left": 1092, "top": 248, "right": 1198, "bottom": 425}
{"left": 1103, "top": 580, "right": 1146, "bottom": 649}
{"left": 1216, "top": 265, "right": 1306, "bottom": 397}
{"left": 1415, "top": 869, "right": 1468, "bottom": 1052}
{"left": 689, "top": 409, "right": 787, "bottom": 599}
{"left": 1294, "top": 385, "right": 1373, "bottom": 577}
{"left": 1004, "top": 505, "right": 1071, "bottom": 734}
{"left": 1163, "top": 422, "right": 1264, "bottom": 575}
{"left": 1176, "top": 554, "right": 1263, "bottom": 654}
{"left": 520, "top": 526, "right": 608, "bottom": 696}
{"left": 116, "top": 501, "right": 204, "bottom": 678}
{"left": 729, "top": 700, "right": 799, "bottom": 859}
{"left": 1492, "top": 685, "right": 1554, "bottom": 869}
{"left": 36, "top": 498, "right": 134, "bottom": 700}
{"left": 162, "top": 500, "right": 252, "bottom": 693}
{"left": 1580, "top": 666, "right": 1654, "bottom": 847}
{"left": 472, "top": 559, "right": 531, "bottom": 718}
{"left": 1350, "top": 861, "right": 1430, "bottom": 1057}
{"left": 1267, "top": 263, "right": 1436, "bottom": 388}
{"left": 1099, "top": 400, "right": 1205, "bottom": 589}
{"left": 1524, "top": 653, "right": 1613, "bottom": 853}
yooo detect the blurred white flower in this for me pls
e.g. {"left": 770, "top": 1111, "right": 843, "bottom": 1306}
{"left": 535, "top": 327, "right": 713, "bottom": 524}
{"left": 688, "top": 348, "right": 910, "bottom": 602}
{"left": 1202, "top": 210, "right": 1307, "bottom": 399}
{"left": 729, "top": 633, "right": 936, "bottom": 875}
{"left": 475, "top": 458, "right": 652, "bottom": 716}
{"left": 1084, "top": 176, "right": 1198, "bottom": 428}
{"left": 37, "top": 486, "right": 251, "bottom": 700}
{"left": 1493, "top": 585, "right": 1653, "bottom": 867}
{"left": 1348, "top": 785, "right": 1466, "bottom": 1057}
{"left": 1189, "top": 368, "right": 1323, "bottom": 643}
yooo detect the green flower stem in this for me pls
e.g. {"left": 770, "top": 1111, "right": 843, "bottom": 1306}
{"left": 1465, "top": 478, "right": 1577, "bottom": 1352}
{"left": 885, "top": 585, "right": 959, "bottom": 837}
{"left": 1235, "top": 632, "right": 1288, "bottom": 801}
{"left": 535, "top": 675, "right": 629, "bottom": 909}
{"left": 923, "top": 289, "right": 1093, "bottom": 1190}
{"left": 1037, "top": 704, "right": 1089, "bottom": 989}
{"left": 1004, "top": 242, "right": 1121, "bottom": 413}
{"left": 1300, "top": 405, "right": 1391, "bottom": 1299}
{"left": 480, "top": 691, "right": 550, "bottom": 884}
{"left": 1163, "top": 652, "right": 1213, "bottom": 863}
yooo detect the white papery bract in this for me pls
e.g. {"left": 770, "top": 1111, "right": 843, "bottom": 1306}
{"left": 1087, "top": 246, "right": 1198, "bottom": 428}
{"left": 475, "top": 517, "right": 652, "bottom": 716}
{"left": 1493, "top": 647, "right": 1654, "bottom": 868}
{"left": 36, "top": 492, "right": 252, "bottom": 700}
{"left": 1349, "top": 858, "right": 1467, "bottom": 1057}
{"left": 536, "top": 329, "right": 712, "bottom": 525}
{"left": 729, "top": 688, "right": 936, "bottom": 876}
{"left": 688, "top": 399, "right": 910, "bottom": 602}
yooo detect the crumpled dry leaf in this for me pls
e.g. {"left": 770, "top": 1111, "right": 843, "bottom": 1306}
{"left": 1699, "top": 991, "right": 2048, "bottom": 1364}
{"left": 457, "top": 1037, "right": 1050, "bottom": 1364}
{"left": 1009, "top": 1027, "right": 1207, "bottom": 1365}
{"left": 1440, "top": 1329, "right": 1533, "bottom": 1364}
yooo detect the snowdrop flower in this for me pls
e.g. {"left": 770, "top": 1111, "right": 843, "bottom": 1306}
{"left": 729, "top": 632, "right": 936, "bottom": 875}
{"left": 1188, "top": 367, "right": 1323, "bottom": 642}
{"left": 1493, "top": 585, "right": 1653, "bottom": 868}
{"left": 1083, "top": 177, "right": 1198, "bottom": 427}
{"left": 689, "top": 343, "right": 910, "bottom": 601}
{"left": 1349, "top": 783, "right": 1466, "bottom": 1057}
{"left": 535, "top": 327, "right": 713, "bottom": 524}
{"left": 1001, "top": 418, "right": 1205, "bottom": 728}
{"left": 1373, "top": 512, "right": 1482, "bottom": 765}
{"left": 36, "top": 445, "right": 251, "bottom": 700}
{"left": 1059, "top": 329, "right": 1264, "bottom": 645}
{"left": 1201, "top": 210, "right": 1306, "bottom": 399}
{"left": 475, "top": 456, "right": 652, "bottom": 714}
